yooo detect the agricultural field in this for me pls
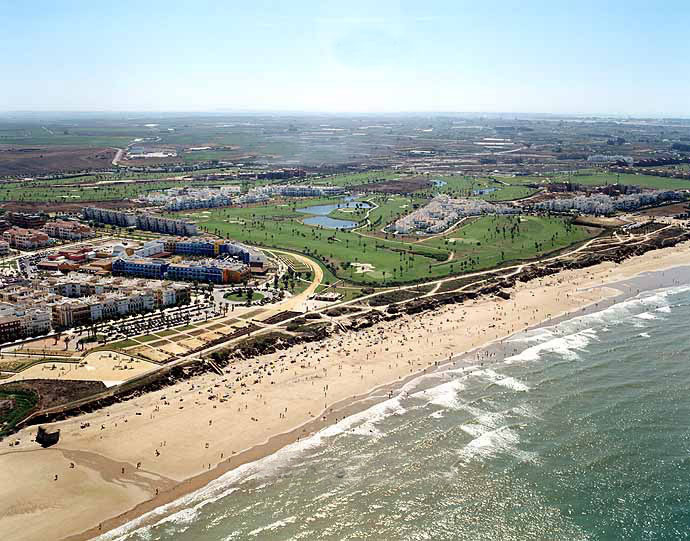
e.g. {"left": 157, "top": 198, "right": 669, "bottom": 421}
{"left": 310, "top": 170, "right": 399, "bottom": 187}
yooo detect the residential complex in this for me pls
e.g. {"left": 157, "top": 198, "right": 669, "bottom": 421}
{"left": 3, "top": 227, "right": 51, "bottom": 250}
{"left": 234, "top": 184, "right": 345, "bottom": 205}
{"left": 113, "top": 257, "right": 250, "bottom": 284}
{"left": 83, "top": 207, "right": 198, "bottom": 236}
{"left": 43, "top": 220, "right": 94, "bottom": 240}
{"left": 391, "top": 196, "right": 519, "bottom": 234}
{"left": 8, "top": 212, "right": 47, "bottom": 229}
{"left": 142, "top": 183, "right": 344, "bottom": 210}
{"left": 0, "top": 275, "right": 191, "bottom": 340}
{"left": 534, "top": 190, "right": 687, "bottom": 216}
{"left": 144, "top": 186, "right": 239, "bottom": 210}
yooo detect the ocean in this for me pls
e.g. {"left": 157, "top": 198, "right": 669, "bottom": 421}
{"left": 100, "top": 273, "right": 690, "bottom": 541}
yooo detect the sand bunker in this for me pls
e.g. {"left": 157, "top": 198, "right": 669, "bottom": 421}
{"left": 448, "top": 237, "right": 477, "bottom": 244}
{"left": 351, "top": 263, "right": 376, "bottom": 274}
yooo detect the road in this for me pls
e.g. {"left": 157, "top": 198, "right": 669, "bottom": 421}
{"left": 111, "top": 147, "right": 125, "bottom": 166}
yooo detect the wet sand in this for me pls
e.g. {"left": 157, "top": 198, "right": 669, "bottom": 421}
{"left": 2, "top": 241, "right": 690, "bottom": 541}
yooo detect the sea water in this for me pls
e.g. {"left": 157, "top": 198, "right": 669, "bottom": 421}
{"left": 101, "top": 280, "right": 690, "bottom": 541}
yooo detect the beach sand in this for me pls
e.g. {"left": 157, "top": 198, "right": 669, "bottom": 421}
{"left": 2, "top": 241, "right": 690, "bottom": 541}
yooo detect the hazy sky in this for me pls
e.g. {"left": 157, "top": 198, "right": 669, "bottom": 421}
{"left": 3, "top": 0, "right": 689, "bottom": 115}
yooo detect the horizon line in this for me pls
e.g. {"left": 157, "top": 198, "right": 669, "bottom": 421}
{"left": 1, "top": 109, "right": 690, "bottom": 120}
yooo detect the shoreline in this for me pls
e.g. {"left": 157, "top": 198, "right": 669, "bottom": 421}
{"left": 2, "top": 241, "right": 690, "bottom": 541}
{"left": 88, "top": 262, "right": 690, "bottom": 540}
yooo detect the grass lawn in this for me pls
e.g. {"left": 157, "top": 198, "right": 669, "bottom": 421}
{"left": 309, "top": 170, "right": 399, "bottom": 187}
{"left": 559, "top": 171, "right": 690, "bottom": 190}
{"left": 286, "top": 279, "right": 312, "bottom": 296}
{"left": 192, "top": 202, "right": 449, "bottom": 285}
{"left": 420, "top": 215, "right": 595, "bottom": 275}
{"left": 512, "top": 170, "right": 690, "bottom": 191}
{"left": 0, "top": 387, "right": 38, "bottom": 437}
{"left": 361, "top": 195, "right": 428, "bottom": 230}
{"left": 188, "top": 198, "right": 596, "bottom": 286}
{"left": 110, "top": 339, "right": 138, "bottom": 349}
{"left": 0, "top": 174, "right": 244, "bottom": 203}
{"left": 175, "top": 325, "right": 197, "bottom": 332}
{"left": 134, "top": 334, "right": 160, "bottom": 343}
{"left": 477, "top": 185, "right": 538, "bottom": 201}
{"left": 224, "top": 291, "right": 265, "bottom": 302}
{"left": 156, "top": 329, "right": 178, "bottom": 337}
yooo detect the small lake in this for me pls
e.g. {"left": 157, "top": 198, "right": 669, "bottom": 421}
{"left": 297, "top": 200, "right": 372, "bottom": 229}
{"left": 473, "top": 187, "right": 498, "bottom": 195}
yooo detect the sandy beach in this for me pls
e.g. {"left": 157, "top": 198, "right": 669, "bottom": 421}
{"left": 2, "top": 241, "right": 690, "bottom": 541}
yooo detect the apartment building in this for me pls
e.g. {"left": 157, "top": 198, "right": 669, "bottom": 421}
{"left": 83, "top": 207, "right": 198, "bottom": 236}
{"left": 0, "top": 315, "right": 22, "bottom": 343}
{"left": 3, "top": 227, "right": 51, "bottom": 250}
{"left": 162, "top": 237, "right": 266, "bottom": 271}
{"left": 133, "top": 240, "right": 166, "bottom": 258}
{"left": 0, "top": 302, "right": 51, "bottom": 338}
{"left": 83, "top": 207, "right": 137, "bottom": 227}
{"left": 135, "top": 214, "right": 198, "bottom": 236}
{"left": 8, "top": 212, "right": 47, "bottom": 229}
{"left": 166, "top": 260, "right": 249, "bottom": 284}
{"left": 112, "top": 258, "right": 170, "bottom": 279}
{"left": 43, "top": 220, "right": 94, "bottom": 240}
{"left": 51, "top": 285, "right": 185, "bottom": 329}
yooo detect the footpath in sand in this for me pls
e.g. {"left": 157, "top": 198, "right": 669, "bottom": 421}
{"left": 2, "top": 243, "right": 690, "bottom": 541}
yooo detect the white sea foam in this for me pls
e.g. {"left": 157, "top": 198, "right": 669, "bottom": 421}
{"left": 639, "top": 332, "right": 651, "bottom": 338}
{"left": 460, "top": 425, "right": 530, "bottom": 462}
{"left": 475, "top": 368, "right": 530, "bottom": 392}
{"left": 248, "top": 515, "right": 297, "bottom": 536}
{"left": 412, "top": 379, "right": 466, "bottom": 409}
{"left": 509, "top": 284, "right": 688, "bottom": 353}
{"left": 505, "top": 328, "right": 597, "bottom": 363}
{"left": 503, "top": 285, "right": 690, "bottom": 364}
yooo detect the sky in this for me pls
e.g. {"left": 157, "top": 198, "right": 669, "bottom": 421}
{"left": 2, "top": 0, "right": 689, "bottom": 116}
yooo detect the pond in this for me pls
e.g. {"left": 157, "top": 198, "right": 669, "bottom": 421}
{"left": 472, "top": 187, "right": 498, "bottom": 195}
{"left": 297, "top": 200, "right": 372, "bottom": 229}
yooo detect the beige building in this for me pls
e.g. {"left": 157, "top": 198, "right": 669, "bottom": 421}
{"left": 43, "top": 220, "right": 94, "bottom": 240}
